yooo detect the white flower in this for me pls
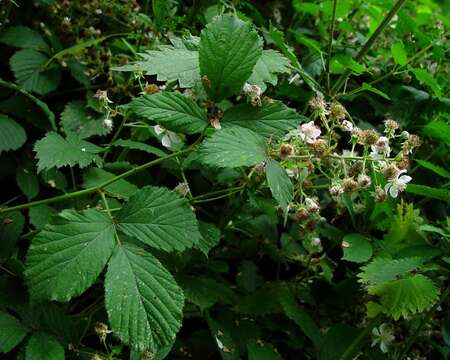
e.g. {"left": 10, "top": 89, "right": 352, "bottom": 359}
{"left": 299, "top": 121, "right": 321, "bottom": 144}
{"left": 329, "top": 184, "right": 344, "bottom": 196}
{"left": 357, "top": 174, "right": 371, "bottom": 188}
{"left": 371, "top": 136, "right": 391, "bottom": 156}
{"left": 311, "top": 237, "right": 321, "bottom": 247}
{"left": 286, "top": 168, "right": 298, "bottom": 178}
{"left": 242, "top": 82, "right": 263, "bottom": 106}
{"left": 305, "top": 197, "right": 320, "bottom": 212}
{"left": 153, "top": 125, "right": 182, "bottom": 148}
{"left": 384, "top": 169, "right": 412, "bottom": 198}
{"left": 103, "top": 118, "right": 113, "bottom": 129}
{"left": 372, "top": 323, "right": 395, "bottom": 353}
{"left": 341, "top": 120, "right": 353, "bottom": 132}
{"left": 94, "top": 90, "right": 113, "bottom": 104}
{"left": 215, "top": 337, "right": 224, "bottom": 350}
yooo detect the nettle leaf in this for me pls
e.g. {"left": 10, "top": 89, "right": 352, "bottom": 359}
{"left": 221, "top": 101, "right": 302, "bottom": 138}
{"left": 0, "top": 26, "right": 49, "bottom": 52}
{"left": 199, "top": 14, "right": 263, "bottom": 101}
{"left": 25, "top": 209, "right": 116, "bottom": 302}
{"left": 370, "top": 274, "right": 439, "bottom": 320}
{"left": 265, "top": 160, "right": 293, "bottom": 211}
{"left": 34, "top": 132, "right": 102, "bottom": 172}
{"left": 114, "top": 46, "right": 200, "bottom": 88}
{"left": 247, "top": 49, "right": 290, "bottom": 92}
{"left": 61, "top": 101, "right": 110, "bottom": 139}
{"left": 105, "top": 243, "right": 184, "bottom": 352}
{"left": 117, "top": 186, "right": 202, "bottom": 252}
{"left": 130, "top": 92, "right": 208, "bottom": 134}
{"left": 0, "top": 115, "right": 27, "bottom": 154}
{"left": 198, "top": 127, "right": 267, "bottom": 168}
{"left": 0, "top": 311, "right": 28, "bottom": 353}
{"left": 341, "top": 233, "right": 373, "bottom": 263}
{"left": 197, "top": 221, "right": 221, "bottom": 256}
{"left": 25, "top": 333, "right": 64, "bottom": 360}
{"left": 10, "top": 49, "right": 61, "bottom": 95}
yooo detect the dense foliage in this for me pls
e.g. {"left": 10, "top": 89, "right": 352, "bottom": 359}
{"left": 0, "top": 0, "right": 449, "bottom": 359}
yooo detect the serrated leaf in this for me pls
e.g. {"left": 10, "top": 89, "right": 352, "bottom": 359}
{"left": 16, "top": 168, "right": 39, "bottom": 200}
{"left": 130, "top": 92, "right": 208, "bottom": 134}
{"left": 117, "top": 186, "right": 201, "bottom": 252}
{"left": 25, "top": 209, "right": 116, "bottom": 301}
{"left": 10, "top": 49, "right": 61, "bottom": 95}
{"left": 25, "top": 333, "right": 64, "bottom": 360}
{"left": 34, "top": 132, "right": 102, "bottom": 172}
{"left": 412, "top": 68, "right": 442, "bottom": 98}
{"left": 61, "top": 101, "right": 110, "bottom": 139}
{"left": 247, "top": 49, "right": 290, "bottom": 92}
{"left": 341, "top": 233, "right": 373, "bottom": 263}
{"left": 266, "top": 160, "right": 293, "bottom": 211}
{"left": 198, "top": 127, "right": 267, "bottom": 168}
{"left": 113, "top": 139, "right": 167, "bottom": 158}
{"left": 358, "top": 257, "right": 423, "bottom": 287}
{"left": 113, "top": 47, "right": 200, "bottom": 88}
{"left": 248, "top": 341, "right": 284, "bottom": 360}
{"left": 0, "top": 311, "right": 28, "bottom": 353}
{"left": 83, "top": 168, "right": 138, "bottom": 199}
{"left": 416, "top": 159, "right": 450, "bottom": 178}
{"left": 105, "top": 243, "right": 184, "bottom": 352}
{"left": 0, "top": 115, "right": 27, "bottom": 154}
{"left": 0, "top": 26, "right": 49, "bottom": 52}
{"left": 199, "top": 14, "right": 262, "bottom": 101}
{"left": 29, "top": 205, "right": 56, "bottom": 230}
{"left": 197, "top": 221, "right": 221, "bottom": 256}
{"left": 221, "top": 101, "right": 302, "bottom": 138}
{"left": 370, "top": 274, "right": 439, "bottom": 320}
{"left": 391, "top": 41, "right": 407, "bottom": 66}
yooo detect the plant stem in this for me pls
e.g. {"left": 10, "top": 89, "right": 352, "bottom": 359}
{"left": 102, "top": 114, "right": 127, "bottom": 161}
{"left": 192, "top": 189, "right": 244, "bottom": 204}
{"left": 330, "top": 0, "right": 408, "bottom": 96}
{"left": 326, "top": 0, "right": 338, "bottom": 92}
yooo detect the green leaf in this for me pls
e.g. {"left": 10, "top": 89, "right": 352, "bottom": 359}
{"left": 198, "top": 127, "right": 267, "bottom": 168}
{"left": 247, "top": 341, "right": 284, "bottom": 360}
{"left": 406, "top": 184, "right": 450, "bottom": 203}
{"left": 197, "top": 221, "right": 221, "bottom": 256}
{"left": 358, "top": 257, "right": 423, "bottom": 287}
{"left": 422, "top": 120, "right": 450, "bottom": 146}
{"left": 0, "top": 115, "right": 27, "bottom": 154}
{"left": 370, "top": 274, "right": 439, "bottom": 320}
{"left": 412, "top": 68, "right": 442, "bottom": 98}
{"left": 16, "top": 168, "right": 39, "bottom": 200}
{"left": 361, "top": 82, "right": 391, "bottom": 100}
{"left": 129, "top": 92, "right": 208, "bottom": 134}
{"left": 0, "top": 311, "right": 28, "bottom": 353}
{"left": 391, "top": 41, "right": 407, "bottom": 66}
{"left": 29, "top": 205, "right": 56, "bottom": 230}
{"left": 105, "top": 243, "right": 184, "bottom": 352}
{"left": 199, "top": 14, "right": 262, "bottom": 101}
{"left": 0, "top": 26, "right": 49, "bottom": 52}
{"left": 61, "top": 101, "right": 110, "bottom": 139}
{"left": 10, "top": 49, "right": 61, "bottom": 95}
{"left": 416, "top": 160, "right": 450, "bottom": 178}
{"left": 25, "top": 209, "right": 116, "bottom": 301}
{"left": 112, "top": 139, "right": 167, "bottom": 158}
{"left": 319, "top": 324, "right": 360, "bottom": 360}
{"left": 247, "top": 49, "right": 290, "bottom": 92}
{"left": 335, "top": 55, "right": 366, "bottom": 74}
{"left": 113, "top": 46, "right": 200, "bottom": 88}
{"left": 266, "top": 160, "right": 293, "bottom": 211}
{"left": 117, "top": 186, "right": 201, "bottom": 252}
{"left": 34, "top": 132, "right": 102, "bottom": 172}
{"left": 0, "top": 212, "right": 25, "bottom": 261}
{"left": 25, "top": 333, "right": 64, "bottom": 360}
{"left": 83, "top": 168, "right": 138, "bottom": 199}
{"left": 221, "top": 101, "right": 302, "bottom": 138}
{"left": 341, "top": 234, "right": 373, "bottom": 263}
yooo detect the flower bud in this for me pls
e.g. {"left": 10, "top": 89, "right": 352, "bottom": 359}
{"left": 329, "top": 102, "right": 346, "bottom": 121}
{"left": 342, "top": 178, "right": 358, "bottom": 193}
{"left": 374, "top": 186, "right": 388, "bottom": 202}
{"left": 279, "top": 144, "right": 294, "bottom": 159}
{"left": 357, "top": 174, "right": 371, "bottom": 189}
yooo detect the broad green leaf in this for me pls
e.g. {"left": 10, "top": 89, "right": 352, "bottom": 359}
{"left": 370, "top": 274, "right": 439, "bottom": 320}
{"left": 83, "top": 168, "right": 138, "bottom": 199}
{"left": 358, "top": 257, "right": 423, "bottom": 287}
{"left": 247, "top": 341, "right": 284, "bottom": 360}
{"left": 391, "top": 41, "right": 407, "bottom": 66}
{"left": 416, "top": 160, "right": 450, "bottom": 178}
{"left": 10, "top": 49, "right": 61, "bottom": 95}
{"left": 319, "top": 324, "right": 360, "bottom": 360}
{"left": 130, "top": 92, "right": 208, "bottom": 134}
{"left": 112, "top": 139, "right": 167, "bottom": 158}
{"left": 335, "top": 55, "right": 366, "bottom": 74}
{"left": 197, "top": 221, "right": 221, "bottom": 256}
{"left": 198, "top": 127, "right": 267, "bottom": 168}
{"left": 25, "top": 209, "right": 116, "bottom": 301}
{"left": 199, "top": 14, "right": 262, "bottom": 101}
{"left": 341, "top": 233, "right": 373, "bottom": 263}
{"left": 0, "top": 115, "right": 27, "bottom": 154}
{"left": 412, "top": 68, "right": 442, "bottom": 98}
{"left": 0, "top": 311, "right": 28, "bottom": 353}
{"left": 266, "top": 160, "right": 293, "bottom": 211}
{"left": 117, "top": 186, "right": 201, "bottom": 252}
{"left": 236, "top": 261, "right": 263, "bottom": 292}
{"left": 0, "top": 26, "right": 49, "bottom": 52}
{"left": 61, "top": 101, "right": 110, "bottom": 138}
{"left": 406, "top": 184, "right": 450, "bottom": 203}
{"left": 113, "top": 46, "right": 200, "bottom": 88}
{"left": 34, "top": 132, "right": 102, "bottom": 172}
{"left": 16, "top": 168, "right": 39, "bottom": 200}
{"left": 105, "top": 243, "right": 184, "bottom": 352}
{"left": 361, "top": 82, "right": 391, "bottom": 100}
{"left": 0, "top": 212, "right": 25, "bottom": 262}
{"left": 29, "top": 205, "right": 56, "bottom": 230}
{"left": 25, "top": 333, "right": 64, "bottom": 360}
{"left": 247, "top": 49, "right": 290, "bottom": 92}
{"left": 422, "top": 120, "right": 450, "bottom": 146}
{"left": 221, "top": 101, "right": 302, "bottom": 138}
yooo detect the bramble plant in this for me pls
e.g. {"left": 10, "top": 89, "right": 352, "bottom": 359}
{"left": 0, "top": 1, "right": 449, "bottom": 359}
